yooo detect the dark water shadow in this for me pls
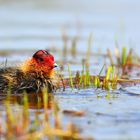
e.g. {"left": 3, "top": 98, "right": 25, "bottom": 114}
{"left": 0, "top": 93, "right": 54, "bottom": 109}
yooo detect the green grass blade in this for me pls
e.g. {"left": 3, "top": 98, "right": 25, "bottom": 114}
{"left": 122, "top": 47, "right": 127, "bottom": 65}
{"left": 68, "top": 64, "right": 74, "bottom": 89}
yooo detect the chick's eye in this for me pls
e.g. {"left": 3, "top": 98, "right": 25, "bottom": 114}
{"left": 38, "top": 57, "right": 44, "bottom": 62}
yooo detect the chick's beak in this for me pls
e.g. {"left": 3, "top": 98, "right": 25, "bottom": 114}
{"left": 54, "top": 63, "right": 58, "bottom": 68}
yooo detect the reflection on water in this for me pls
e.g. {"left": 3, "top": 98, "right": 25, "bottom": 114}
{"left": 0, "top": 93, "right": 55, "bottom": 109}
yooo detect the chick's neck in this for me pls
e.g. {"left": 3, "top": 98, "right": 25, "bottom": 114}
{"left": 20, "top": 58, "right": 55, "bottom": 78}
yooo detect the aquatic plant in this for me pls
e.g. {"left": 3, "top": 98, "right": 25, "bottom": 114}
{"left": 115, "top": 47, "right": 136, "bottom": 75}
{"left": 68, "top": 64, "right": 74, "bottom": 89}
{"left": 86, "top": 33, "right": 93, "bottom": 69}
{"left": 71, "top": 36, "right": 78, "bottom": 58}
{"left": 102, "top": 66, "right": 118, "bottom": 90}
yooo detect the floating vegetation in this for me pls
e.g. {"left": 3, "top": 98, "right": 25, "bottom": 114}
{"left": 63, "top": 110, "right": 85, "bottom": 117}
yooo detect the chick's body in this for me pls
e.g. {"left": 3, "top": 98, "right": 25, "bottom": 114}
{"left": 0, "top": 50, "right": 59, "bottom": 94}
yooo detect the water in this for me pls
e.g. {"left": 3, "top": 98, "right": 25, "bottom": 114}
{"left": 0, "top": 0, "right": 140, "bottom": 54}
{"left": 0, "top": 0, "right": 140, "bottom": 139}
{"left": 55, "top": 89, "right": 140, "bottom": 139}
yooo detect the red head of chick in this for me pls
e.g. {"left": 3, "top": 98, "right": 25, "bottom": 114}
{"left": 21, "top": 50, "right": 57, "bottom": 77}
{"left": 0, "top": 50, "right": 59, "bottom": 94}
